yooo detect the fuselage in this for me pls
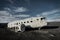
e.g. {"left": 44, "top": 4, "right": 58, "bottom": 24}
{"left": 7, "top": 17, "right": 47, "bottom": 32}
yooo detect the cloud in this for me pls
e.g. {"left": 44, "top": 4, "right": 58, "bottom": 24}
{"left": 36, "top": 9, "right": 59, "bottom": 16}
{"left": 14, "top": 7, "right": 28, "bottom": 12}
{"left": 36, "top": 14, "right": 42, "bottom": 17}
{"left": 13, "top": 14, "right": 30, "bottom": 17}
{"left": 0, "top": 11, "right": 15, "bottom": 23}
{"left": 7, "top": 0, "right": 15, "bottom": 4}
{"left": 0, "top": 11, "right": 10, "bottom": 16}
{"left": 25, "top": 0, "right": 30, "bottom": 5}
{"left": 4, "top": 7, "right": 28, "bottom": 13}
{"left": 4, "top": 8, "right": 11, "bottom": 11}
{"left": 0, "top": 8, "right": 30, "bottom": 23}
{"left": 36, "top": 9, "right": 60, "bottom": 22}
{"left": 42, "top": 10, "right": 60, "bottom": 16}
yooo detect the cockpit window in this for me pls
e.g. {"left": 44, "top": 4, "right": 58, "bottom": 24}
{"left": 41, "top": 17, "right": 45, "bottom": 20}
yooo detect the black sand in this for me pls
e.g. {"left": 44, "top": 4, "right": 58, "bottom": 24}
{"left": 0, "top": 22, "right": 60, "bottom": 40}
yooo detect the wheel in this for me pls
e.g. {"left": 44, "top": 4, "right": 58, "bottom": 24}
{"left": 21, "top": 24, "right": 25, "bottom": 32}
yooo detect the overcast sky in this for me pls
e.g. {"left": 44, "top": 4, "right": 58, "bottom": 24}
{"left": 0, "top": 0, "right": 60, "bottom": 23}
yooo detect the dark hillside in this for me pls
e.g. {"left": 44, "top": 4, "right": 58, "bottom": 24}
{"left": 0, "top": 23, "right": 7, "bottom": 28}
{"left": 47, "top": 22, "right": 60, "bottom": 26}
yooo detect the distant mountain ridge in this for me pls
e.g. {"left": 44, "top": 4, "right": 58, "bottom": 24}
{"left": 0, "top": 23, "right": 7, "bottom": 28}
{"left": 47, "top": 22, "right": 60, "bottom": 26}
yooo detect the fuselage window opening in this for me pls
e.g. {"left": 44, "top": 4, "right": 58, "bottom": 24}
{"left": 10, "top": 27, "right": 15, "bottom": 30}
{"left": 15, "top": 23, "right": 18, "bottom": 25}
{"left": 41, "top": 17, "right": 45, "bottom": 20}
{"left": 30, "top": 21, "right": 33, "bottom": 22}
{"left": 24, "top": 22, "right": 26, "bottom": 23}
{"left": 27, "top": 21, "right": 29, "bottom": 23}
{"left": 15, "top": 27, "right": 19, "bottom": 29}
{"left": 19, "top": 22, "right": 20, "bottom": 24}
{"left": 21, "top": 22, "right": 23, "bottom": 24}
